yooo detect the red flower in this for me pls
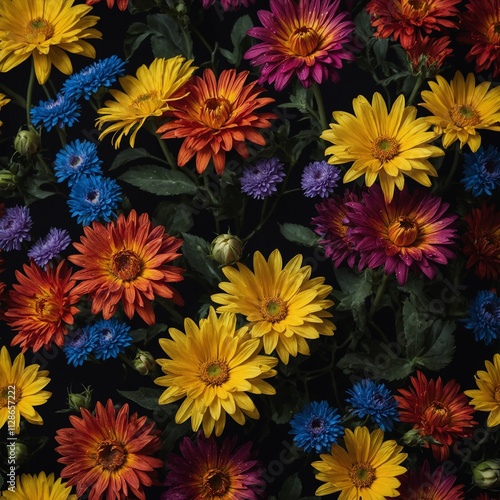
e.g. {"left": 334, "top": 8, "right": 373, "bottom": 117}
{"left": 85, "top": 0, "right": 128, "bottom": 10}
{"left": 395, "top": 371, "right": 477, "bottom": 461}
{"left": 462, "top": 203, "right": 500, "bottom": 280}
{"left": 405, "top": 34, "right": 453, "bottom": 74}
{"left": 5, "top": 260, "right": 80, "bottom": 352}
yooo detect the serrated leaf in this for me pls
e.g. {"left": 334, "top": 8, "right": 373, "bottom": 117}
{"left": 147, "top": 13, "right": 192, "bottom": 59}
{"left": 119, "top": 165, "right": 197, "bottom": 196}
{"left": 413, "top": 319, "right": 455, "bottom": 371}
{"left": 279, "top": 473, "right": 302, "bottom": 500}
{"left": 153, "top": 201, "right": 194, "bottom": 235}
{"left": 181, "top": 233, "right": 223, "bottom": 285}
{"left": 402, "top": 298, "right": 433, "bottom": 360}
{"left": 124, "top": 23, "right": 152, "bottom": 59}
{"left": 279, "top": 223, "right": 318, "bottom": 247}
{"left": 117, "top": 387, "right": 164, "bottom": 411}
{"left": 110, "top": 147, "right": 165, "bottom": 171}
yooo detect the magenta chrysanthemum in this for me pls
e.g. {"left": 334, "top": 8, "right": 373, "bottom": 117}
{"left": 346, "top": 185, "right": 458, "bottom": 286}
{"left": 244, "top": 0, "right": 355, "bottom": 91}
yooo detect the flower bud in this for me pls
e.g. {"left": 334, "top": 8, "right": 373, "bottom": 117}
{"left": 14, "top": 128, "right": 41, "bottom": 157}
{"left": 402, "top": 429, "right": 428, "bottom": 447}
{"left": 133, "top": 349, "right": 156, "bottom": 376}
{"left": 66, "top": 385, "right": 93, "bottom": 413}
{"left": 473, "top": 460, "right": 500, "bottom": 489}
{"left": 210, "top": 233, "right": 244, "bottom": 266}
{"left": 0, "top": 170, "right": 17, "bottom": 196}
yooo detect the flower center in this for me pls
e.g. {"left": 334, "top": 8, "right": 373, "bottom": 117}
{"left": 426, "top": 400, "right": 449, "bottom": 417}
{"left": 86, "top": 189, "right": 100, "bottom": 204}
{"left": 25, "top": 18, "right": 54, "bottom": 43}
{"left": 69, "top": 155, "right": 83, "bottom": 169}
{"left": 132, "top": 91, "right": 158, "bottom": 107}
{"left": 349, "top": 463, "right": 376, "bottom": 488}
{"left": 200, "top": 97, "right": 231, "bottom": 129}
{"left": 111, "top": 250, "right": 142, "bottom": 281}
{"left": 494, "top": 386, "right": 500, "bottom": 403}
{"left": 0, "top": 386, "right": 21, "bottom": 408}
{"left": 449, "top": 104, "right": 481, "bottom": 128}
{"left": 494, "top": 23, "right": 500, "bottom": 35}
{"left": 371, "top": 135, "right": 400, "bottom": 163}
{"left": 309, "top": 417, "right": 325, "bottom": 435}
{"left": 406, "top": 0, "right": 427, "bottom": 11}
{"left": 388, "top": 216, "right": 419, "bottom": 246}
{"left": 96, "top": 441, "right": 127, "bottom": 470}
{"left": 289, "top": 26, "right": 320, "bottom": 57}
{"left": 35, "top": 294, "right": 61, "bottom": 322}
{"left": 202, "top": 468, "right": 230, "bottom": 495}
{"left": 260, "top": 297, "right": 288, "bottom": 323}
{"left": 199, "top": 359, "right": 230, "bottom": 386}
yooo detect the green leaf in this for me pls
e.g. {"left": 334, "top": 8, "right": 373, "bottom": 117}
{"left": 279, "top": 473, "right": 302, "bottom": 500}
{"left": 119, "top": 165, "right": 197, "bottom": 196}
{"left": 181, "top": 233, "right": 223, "bottom": 285}
{"left": 130, "top": 323, "right": 168, "bottom": 344}
{"left": 110, "top": 147, "right": 165, "bottom": 171}
{"left": 402, "top": 298, "right": 433, "bottom": 360}
{"left": 413, "top": 319, "right": 456, "bottom": 371}
{"left": 117, "top": 387, "right": 164, "bottom": 411}
{"left": 279, "top": 223, "right": 318, "bottom": 247}
{"left": 147, "top": 13, "right": 192, "bottom": 59}
{"left": 124, "top": 22, "right": 152, "bottom": 60}
{"left": 153, "top": 201, "right": 194, "bottom": 235}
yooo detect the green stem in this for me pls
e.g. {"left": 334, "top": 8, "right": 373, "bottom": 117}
{"left": 368, "top": 273, "right": 389, "bottom": 322}
{"left": 407, "top": 75, "right": 424, "bottom": 107}
{"left": 442, "top": 143, "right": 461, "bottom": 194}
{"left": 311, "top": 82, "right": 329, "bottom": 132}
{"left": 26, "top": 62, "right": 36, "bottom": 126}
{"left": 155, "top": 132, "right": 177, "bottom": 169}
{"left": 190, "top": 25, "right": 214, "bottom": 59}
{"left": 0, "top": 84, "right": 26, "bottom": 109}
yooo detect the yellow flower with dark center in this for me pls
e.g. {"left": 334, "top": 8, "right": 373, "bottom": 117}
{"left": 0, "top": 472, "right": 76, "bottom": 499}
{"left": 0, "top": 346, "right": 51, "bottom": 434}
{"left": 420, "top": 71, "right": 500, "bottom": 152}
{"left": 155, "top": 307, "right": 278, "bottom": 437}
{"left": 0, "top": 0, "right": 101, "bottom": 84}
{"left": 321, "top": 92, "right": 443, "bottom": 203}
{"left": 211, "top": 249, "right": 335, "bottom": 365}
{"left": 465, "top": 353, "right": 500, "bottom": 428}
{"left": 312, "top": 426, "right": 408, "bottom": 499}
{"left": 96, "top": 56, "right": 196, "bottom": 148}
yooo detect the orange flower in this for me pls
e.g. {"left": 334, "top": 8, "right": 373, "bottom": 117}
{"left": 157, "top": 68, "right": 276, "bottom": 174}
{"left": 68, "top": 209, "right": 184, "bottom": 325}
{"left": 5, "top": 260, "right": 80, "bottom": 352}
{"left": 55, "top": 400, "right": 162, "bottom": 500}
{"left": 86, "top": 0, "right": 128, "bottom": 10}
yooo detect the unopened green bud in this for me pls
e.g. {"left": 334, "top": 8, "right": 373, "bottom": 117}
{"left": 14, "top": 128, "right": 41, "bottom": 157}
{"left": 67, "top": 385, "right": 93, "bottom": 413}
{"left": 0, "top": 170, "right": 17, "bottom": 195}
{"left": 473, "top": 460, "right": 500, "bottom": 489}
{"left": 133, "top": 349, "right": 156, "bottom": 376}
{"left": 402, "top": 429, "right": 428, "bottom": 447}
{"left": 210, "top": 233, "right": 244, "bottom": 266}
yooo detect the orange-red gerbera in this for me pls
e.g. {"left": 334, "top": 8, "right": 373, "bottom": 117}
{"left": 366, "top": 0, "right": 461, "bottom": 49}
{"left": 405, "top": 34, "right": 453, "bottom": 76}
{"left": 86, "top": 0, "right": 128, "bottom": 10}
{"left": 157, "top": 68, "right": 277, "bottom": 174}
{"left": 395, "top": 370, "right": 477, "bottom": 461}
{"left": 55, "top": 399, "right": 163, "bottom": 500}
{"left": 68, "top": 209, "right": 184, "bottom": 325}
{"left": 5, "top": 260, "right": 80, "bottom": 352}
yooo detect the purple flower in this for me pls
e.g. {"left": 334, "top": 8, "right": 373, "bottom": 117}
{"left": 301, "top": 161, "right": 341, "bottom": 198}
{"left": 28, "top": 228, "right": 72, "bottom": 267}
{"left": 0, "top": 205, "right": 32, "bottom": 251}
{"left": 240, "top": 157, "right": 286, "bottom": 200}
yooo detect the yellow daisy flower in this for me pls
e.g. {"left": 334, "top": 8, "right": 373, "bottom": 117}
{"left": 0, "top": 92, "right": 10, "bottom": 128}
{"left": 96, "top": 56, "right": 197, "bottom": 149}
{"left": 211, "top": 249, "right": 335, "bottom": 365}
{"left": 465, "top": 353, "right": 500, "bottom": 428}
{"left": 420, "top": 71, "right": 500, "bottom": 152}
{"left": 0, "top": 346, "right": 51, "bottom": 434}
{"left": 155, "top": 307, "right": 278, "bottom": 437}
{"left": 312, "top": 426, "right": 408, "bottom": 499}
{"left": 0, "top": 0, "right": 101, "bottom": 85}
{"left": 1, "top": 472, "right": 76, "bottom": 499}
{"left": 321, "top": 92, "right": 443, "bottom": 203}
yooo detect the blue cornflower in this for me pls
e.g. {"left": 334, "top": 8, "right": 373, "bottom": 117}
{"left": 461, "top": 145, "right": 500, "bottom": 196}
{"left": 67, "top": 175, "right": 122, "bottom": 226}
{"left": 345, "top": 379, "right": 400, "bottom": 432}
{"left": 30, "top": 93, "right": 80, "bottom": 131}
{"left": 28, "top": 227, "right": 71, "bottom": 267}
{"left": 301, "top": 161, "right": 341, "bottom": 198}
{"left": 89, "top": 318, "right": 132, "bottom": 360}
{"left": 464, "top": 290, "right": 500, "bottom": 345}
{"left": 289, "top": 400, "right": 344, "bottom": 453}
{"left": 62, "top": 55, "right": 127, "bottom": 101}
{"left": 54, "top": 139, "right": 103, "bottom": 186}
{"left": 63, "top": 326, "right": 96, "bottom": 367}
{"left": 0, "top": 205, "right": 32, "bottom": 251}
{"left": 240, "top": 157, "right": 286, "bottom": 200}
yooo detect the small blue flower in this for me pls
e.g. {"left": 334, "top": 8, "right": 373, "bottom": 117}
{"left": 301, "top": 161, "right": 341, "bottom": 198}
{"left": 54, "top": 139, "right": 103, "bottom": 186}
{"left": 345, "top": 379, "right": 399, "bottom": 432}
{"left": 67, "top": 175, "right": 122, "bottom": 226}
{"left": 240, "top": 157, "right": 286, "bottom": 200}
{"left": 461, "top": 145, "right": 500, "bottom": 196}
{"left": 30, "top": 93, "right": 80, "bottom": 131}
{"left": 63, "top": 326, "right": 96, "bottom": 367}
{"left": 0, "top": 205, "right": 32, "bottom": 251}
{"left": 464, "top": 290, "right": 500, "bottom": 345}
{"left": 62, "top": 55, "right": 127, "bottom": 101}
{"left": 28, "top": 227, "right": 71, "bottom": 267}
{"left": 89, "top": 318, "right": 132, "bottom": 360}
{"left": 289, "top": 400, "right": 344, "bottom": 453}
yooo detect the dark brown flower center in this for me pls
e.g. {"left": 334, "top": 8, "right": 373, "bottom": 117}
{"left": 349, "top": 463, "right": 376, "bottom": 488}
{"left": 289, "top": 26, "right": 320, "bottom": 57}
{"left": 200, "top": 97, "right": 231, "bottom": 129}
{"left": 449, "top": 104, "right": 481, "bottom": 128}
{"left": 494, "top": 23, "right": 500, "bottom": 35}
{"left": 425, "top": 400, "right": 449, "bottom": 421}
{"left": 199, "top": 359, "right": 230, "bottom": 386}
{"left": 25, "top": 18, "right": 54, "bottom": 43}
{"left": 260, "top": 297, "right": 288, "bottom": 323}
{"left": 407, "top": 0, "right": 427, "bottom": 11}
{"left": 388, "top": 216, "right": 419, "bottom": 246}
{"left": 371, "top": 135, "right": 400, "bottom": 162}
{"left": 202, "top": 468, "right": 230, "bottom": 495}
{"left": 35, "top": 294, "right": 61, "bottom": 322}
{"left": 96, "top": 441, "right": 127, "bottom": 470}
{"left": 111, "top": 250, "right": 142, "bottom": 281}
